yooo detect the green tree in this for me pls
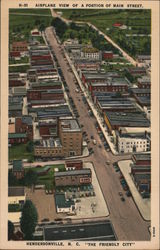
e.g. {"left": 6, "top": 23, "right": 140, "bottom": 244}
{"left": 8, "top": 220, "right": 15, "bottom": 240}
{"left": 8, "top": 170, "right": 18, "bottom": 186}
{"left": 24, "top": 169, "right": 38, "bottom": 187}
{"left": 26, "top": 141, "right": 34, "bottom": 153}
{"left": 20, "top": 200, "right": 38, "bottom": 240}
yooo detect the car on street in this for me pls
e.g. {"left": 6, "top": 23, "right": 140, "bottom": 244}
{"left": 93, "top": 139, "right": 97, "bottom": 145}
{"left": 91, "top": 135, "right": 94, "bottom": 139}
{"left": 118, "top": 192, "right": 123, "bottom": 196}
{"left": 121, "top": 197, "right": 125, "bottom": 202}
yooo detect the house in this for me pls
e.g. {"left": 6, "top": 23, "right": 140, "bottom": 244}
{"left": 132, "top": 153, "right": 151, "bottom": 166}
{"left": 54, "top": 169, "right": 92, "bottom": 187}
{"left": 102, "top": 51, "right": 113, "bottom": 60}
{"left": 55, "top": 193, "right": 75, "bottom": 213}
{"left": 65, "top": 160, "right": 83, "bottom": 171}
{"left": 12, "top": 160, "right": 24, "bottom": 179}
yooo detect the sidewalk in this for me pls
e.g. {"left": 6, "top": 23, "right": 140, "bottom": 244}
{"left": 64, "top": 50, "right": 119, "bottom": 155}
{"left": 118, "top": 160, "right": 150, "bottom": 221}
{"left": 67, "top": 162, "right": 109, "bottom": 219}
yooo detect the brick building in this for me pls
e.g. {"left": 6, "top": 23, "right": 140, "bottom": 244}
{"left": 102, "top": 51, "right": 113, "bottom": 60}
{"left": 12, "top": 160, "right": 24, "bottom": 179}
{"left": 15, "top": 116, "right": 33, "bottom": 140}
{"left": 12, "top": 41, "right": 28, "bottom": 52}
{"left": 54, "top": 169, "right": 92, "bottom": 187}
{"left": 65, "top": 160, "right": 83, "bottom": 171}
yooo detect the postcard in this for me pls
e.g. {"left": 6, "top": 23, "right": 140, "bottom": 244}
{"left": 0, "top": 0, "right": 159, "bottom": 249}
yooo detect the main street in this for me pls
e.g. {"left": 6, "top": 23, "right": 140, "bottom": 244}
{"left": 45, "top": 27, "right": 150, "bottom": 241}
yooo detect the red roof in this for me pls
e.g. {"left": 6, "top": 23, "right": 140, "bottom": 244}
{"left": 113, "top": 23, "right": 122, "bottom": 27}
{"left": 10, "top": 51, "right": 21, "bottom": 57}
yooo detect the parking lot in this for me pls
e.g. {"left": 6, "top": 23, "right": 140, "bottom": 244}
{"left": 26, "top": 188, "right": 62, "bottom": 223}
{"left": 66, "top": 162, "right": 109, "bottom": 219}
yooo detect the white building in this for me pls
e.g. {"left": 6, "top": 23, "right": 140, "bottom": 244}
{"left": 81, "top": 47, "right": 101, "bottom": 60}
{"left": 55, "top": 194, "right": 76, "bottom": 214}
{"left": 116, "top": 127, "right": 151, "bottom": 153}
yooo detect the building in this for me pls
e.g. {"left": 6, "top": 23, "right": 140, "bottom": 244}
{"left": 34, "top": 138, "right": 63, "bottom": 158}
{"left": 104, "top": 111, "right": 150, "bottom": 134}
{"left": 80, "top": 47, "right": 101, "bottom": 60}
{"left": 59, "top": 119, "right": 83, "bottom": 157}
{"left": 8, "top": 187, "right": 26, "bottom": 225}
{"left": 127, "top": 67, "right": 146, "bottom": 77}
{"left": 9, "top": 133, "right": 28, "bottom": 144}
{"left": 27, "top": 89, "right": 64, "bottom": 101}
{"left": 102, "top": 51, "right": 113, "bottom": 60}
{"left": 65, "top": 160, "right": 83, "bottom": 171}
{"left": 39, "top": 119, "right": 58, "bottom": 138}
{"left": 74, "top": 59, "right": 100, "bottom": 71}
{"left": 12, "top": 160, "right": 24, "bottom": 179}
{"left": 81, "top": 72, "right": 119, "bottom": 86}
{"left": 15, "top": 116, "right": 33, "bottom": 140}
{"left": 96, "top": 97, "right": 136, "bottom": 113}
{"left": 87, "top": 78, "right": 129, "bottom": 96}
{"left": 12, "top": 41, "right": 28, "bottom": 52}
{"left": 43, "top": 220, "right": 117, "bottom": 241}
{"left": 54, "top": 169, "right": 92, "bottom": 187}
{"left": 55, "top": 193, "right": 75, "bottom": 213}
{"left": 116, "top": 128, "right": 151, "bottom": 153}
{"left": 132, "top": 153, "right": 151, "bottom": 166}
{"left": 130, "top": 153, "right": 151, "bottom": 196}
{"left": 137, "top": 76, "right": 151, "bottom": 89}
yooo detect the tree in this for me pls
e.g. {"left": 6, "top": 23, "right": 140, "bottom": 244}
{"left": 8, "top": 170, "right": 18, "bottom": 186}
{"left": 26, "top": 141, "right": 34, "bottom": 153}
{"left": 8, "top": 220, "right": 15, "bottom": 240}
{"left": 24, "top": 169, "right": 38, "bottom": 187}
{"left": 20, "top": 200, "right": 38, "bottom": 240}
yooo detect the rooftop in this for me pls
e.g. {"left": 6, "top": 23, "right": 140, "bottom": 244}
{"left": 44, "top": 220, "right": 116, "bottom": 241}
{"left": 132, "top": 153, "right": 151, "bottom": 162}
{"left": 8, "top": 186, "right": 25, "bottom": 197}
{"left": 105, "top": 111, "right": 150, "bottom": 127}
{"left": 13, "top": 160, "right": 23, "bottom": 171}
{"left": 9, "top": 133, "right": 27, "bottom": 139}
{"left": 60, "top": 119, "right": 81, "bottom": 132}
{"left": 55, "top": 194, "right": 75, "bottom": 208}
{"left": 82, "top": 47, "right": 99, "bottom": 53}
{"left": 83, "top": 72, "right": 119, "bottom": 80}
{"left": 54, "top": 168, "right": 91, "bottom": 177}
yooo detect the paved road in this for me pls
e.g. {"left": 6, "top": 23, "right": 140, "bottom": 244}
{"left": 45, "top": 27, "right": 150, "bottom": 241}
{"left": 51, "top": 10, "right": 138, "bottom": 66}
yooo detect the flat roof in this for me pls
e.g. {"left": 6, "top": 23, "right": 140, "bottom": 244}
{"left": 55, "top": 194, "right": 74, "bottom": 208}
{"left": 132, "top": 153, "right": 151, "bottom": 161}
{"left": 55, "top": 168, "right": 91, "bottom": 177}
{"left": 44, "top": 220, "right": 117, "bottom": 241}
{"left": 13, "top": 160, "right": 23, "bottom": 171}
{"left": 60, "top": 119, "right": 81, "bottom": 132}
{"left": 131, "top": 88, "right": 150, "bottom": 94}
{"left": 8, "top": 187, "right": 25, "bottom": 197}
{"left": 9, "top": 133, "right": 27, "bottom": 139}
{"left": 32, "top": 82, "right": 62, "bottom": 88}
{"left": 105, "top": 112, "right": 150, "bottom": 127}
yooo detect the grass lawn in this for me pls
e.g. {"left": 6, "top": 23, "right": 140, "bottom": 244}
{"left": 9, "top": 65, "right": 30, "bottom": 73}
{"left": 9, "top": 9, "right": 51, "bottom": 15}
{"left": 9, "top": 144, "right": 34, "bottom": 161}
{"left": 26, "top": 164, "right": 65, "bottom": 190}
{"left": 57, "top": 9, "right": 151, "bottom": 57}
{"left": 9, "top": 10, "right": 52, "bottom": 44}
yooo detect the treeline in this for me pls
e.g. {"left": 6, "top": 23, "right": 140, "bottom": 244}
{"left": 51, "top": 18, "right": 119, "bottom": 53}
